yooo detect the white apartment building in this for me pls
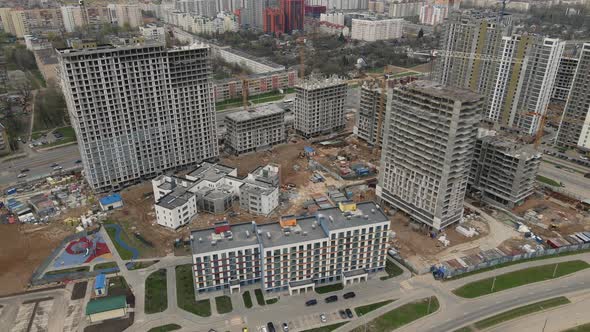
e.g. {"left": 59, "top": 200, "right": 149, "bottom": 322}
{"left": 320, "top": 12, "right": 345, "bottom": 25}
{"left": 419, "top": 4, "right": 448, "bottom": 25}
{"left": 351, "top": 18, "right": 404, "bottom": 41}
{"left": 377, "top": 80, "right": 482, "bottom": 230}
{"left": 305, "top": 0, "right": 369, "bottom": 10}
{"left": 60, "top": 5, "right": 84, "bottom": 33}
{"left": 389, "top": 0, "right": 424, "bottom": 17}
{"left": 486, "top": 35, "right": 564, "bottom": 134}
{"left": 140, "top": 24, "right": 166, "bottom": 43}
{"left": 57, "top": 43, "right": 219, "bottom": 192}
{"left": 152, "top": 163, "right": 281, "bottom": 229}
{"left": 294, "top": 76, "right": 347, "bottom": 137}
{"left": 190, "top": 201, "right": 389, "bottom": 295}
{"left": 107, "top": 4, "right": 142, "bottom": 28}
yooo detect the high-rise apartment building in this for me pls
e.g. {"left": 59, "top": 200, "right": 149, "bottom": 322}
{"left": 487, "top": 35, "right": 563, "bottom": 134}
{"left": 377, "top": 80, "right": 482, "bottom": 230}
{"left": 282, "top": 0, "right": 304, "bottom": 33}
{"left": 294, "top": 76, "right": 347, "bottom": 137}
{"left": 419, "top": 4, "right": 449, "bottom": 25}
{"left": 107, "top": 4, "right": 142, "bottom": 28}
{"left": 469, "top": 129, "right": 541, "bottom": 208}
{"left": 57, "top": 43, "right": 219, "bottom": 191}
{"left": 552, "top": 56, "right": 578, "bottom": 102}
{"left": 556, "top": 43, "right": 590, "bottom": 149}
{"left": 351, "top": 18, "right": 404, "bottom": 41}
{"left": 355, "top": 81, "right": 387, "bottom": 147}
{"left": 389, "top": 0, "right": 423, "bottom": 18}
{"left": 263, "top": 7, "right": 285, "bottom": 35}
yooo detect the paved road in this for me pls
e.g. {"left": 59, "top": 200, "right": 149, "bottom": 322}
{"left": 539, "top": 161, "right": 590, "bottom": 199}
{"left": 0, "top": 144, "right": 81, "bottom": 188}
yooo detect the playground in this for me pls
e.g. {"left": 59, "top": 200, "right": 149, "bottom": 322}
{"left": 52, "top": 233, "right": 112, "bottom": 269}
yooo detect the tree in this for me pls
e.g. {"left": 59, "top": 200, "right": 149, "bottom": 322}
{"left": 418, "top": 28, "right": 424, "bottom": 39}
{"left": 338, "top": 32, "right": 345, "bottom": 42}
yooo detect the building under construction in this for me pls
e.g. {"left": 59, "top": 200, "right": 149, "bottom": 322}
{"left": 224, "top": 104, "right": 286, "bottom": 155}
{"left": 469, "top": 129, "right": 541, "bottom": 208}
{"left": 293, "top": 76, "right": 347, "bottom": 138}
{"left": 355, "top": 80, "right": 387, "bottom": 147}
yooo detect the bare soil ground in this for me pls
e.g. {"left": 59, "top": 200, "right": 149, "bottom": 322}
{"left": 0, "top": 223, "right": 71, "bottom": 296}
{"left": 512, "top": 196, "right": 589, "bottom": 236}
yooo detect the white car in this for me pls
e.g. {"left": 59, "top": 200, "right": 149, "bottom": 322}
{"left": 320, "top": 313, "right": 327, "bottom": 323}
{"left": 53, "top": 166, "right": 63, "bottom": 171}
{"left": 17, "top": 173, "right": 27, "bottom": 178}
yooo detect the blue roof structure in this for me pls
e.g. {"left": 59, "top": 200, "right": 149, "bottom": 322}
{"left": 304, "top": 146, "right": 315, "bottom": 153}
{"left": 94, "top": 273, "right": 106, "bottom": 290}
{"left": 99, "top": 193, "right": 122, "bottom": 206}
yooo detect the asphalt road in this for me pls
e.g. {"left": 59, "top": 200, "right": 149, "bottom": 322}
{"left": 0, "top": 144, "right": 81, "bottom": 188}
{"left": 539, "top": 161, "right": 590, "bottom": 199}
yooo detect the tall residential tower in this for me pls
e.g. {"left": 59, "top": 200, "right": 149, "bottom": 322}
{"left": 58, "top": 43, "right": 219, "bottom": 191}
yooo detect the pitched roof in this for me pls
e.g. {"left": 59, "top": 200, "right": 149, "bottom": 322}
{"left": 85, "top": 295, "right": 127, "bottom": 315}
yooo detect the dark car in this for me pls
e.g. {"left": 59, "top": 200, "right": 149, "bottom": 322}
{"left": 345, "top": 308, "right": 353, "bottom": 319}
{"left": 339, "top": 310, "right": 347, "bottom": 319}
{"left": 75, "top": 159, "right": 82, "bottom": 164}
{"left": 325, "top": 295, "right": 338, "bottom": 303}
{"left": 50, "top": 163, "right": 59, "bottom": 167}
{"left": 343, "top": 292, "right": 356, "bottom": 299}
{"left": 267, "top": 322, "right": 276, "bottom": 332}
{"left": 305, "top": 299, "right": 317, "bottom": 306}
{"left": 585, "top": 173, "right": 590, "bottom": 178}
{"left": 20, "top": 168, "right": 30, "bottom": 172}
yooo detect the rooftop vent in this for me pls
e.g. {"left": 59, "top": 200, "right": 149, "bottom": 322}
{"left": 312, "top": 224, "right": 316, "bottom": 229}
{"left": 211, "top": 240, "right": 217, "bottom": 246}
{"left": 303, "top": 231, "right": 308, "bottom": 236}
{"left": 371, "top": 209, "right": 375, "bottom": 213}
{"left": 347, "top": 215, "right": 352, "bottom": 220}
{"left": 329, "top": 216, "right": 334, "bottom": 223}
{"left": 246, "top": 230, "right": 250, "bottom": 238}
{"left": 266, "top": 232, "right": 271, "bottom": 239}
{"left": 364, "top": 215, "right": 369, "bottom": 219}
{"left": 376, "top": 204, "right": 380, "bottom": 210}
{"left": 257, "top": 230, "right": 262, "bottom": 235}
{"left": 285, "top": 231, "right": 290, "bottom": 237}
{"left": 198, "top": 237, "right": 202, "bottom": 243}
{"left": 190, "top": 235, "right": 194, "bottom": 241}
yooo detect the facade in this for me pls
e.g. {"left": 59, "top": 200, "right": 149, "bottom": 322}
{"left": 215, "top": 47, "right": 285, "bottom": 73}
{"left": 368, "top": 1, "right": 386, "bottom": 13}
{"left": 556, "top": 43, "right": 590, "bottom": 149}
{"left": 486, "top": 35, "right": 564, "bottom": 134}
{"left": 190, "top": 201, "right": 389, "bottom": 295}
{"left": 377, "top": 80, "right": 482, "bottom": 230}
{"left": 469, "top": 129, "right": 541, "bottom": 208}
{"left": 305, "top": 0, "right": 369, "bottom": 10}
{"left": 225, "top": 105, "right": 286, "bottom": 154}
{"left": 57, "top": 43, "right": 219, "bottom": 192}
{"left": 0, "top": 8, "right": 63, "bottom": 38}
{"left": 264, "top": 7, "right": 285, "bottom": 35}
{"left": 319, "top": 12, "right": 344, "bottom": 25}
{"left": 351, "top": 18, "right": 404, "bottom": 42}
{"left": 419, "top": 4, "right": 448, "bottom": 25}
{"left": 213, "top": 69, "right": 297, "bottom": 102}
{"left": 282, "top": 0, "right": 304, "bottom": 33}
{"left": 152, "top": 163, "right": 281, "bottom": 228}
{"left": 552, "top": 56, "right": 578, "bottom": 102}
{"left": 140, "top": 24, "right": 166, "bottom": 43}
{"left": 60, "top": 5, "right": 84, "bottom": 33}
{"left": 354, "top": 80, "right": 387, "bottom": 147}
{"left": 107, "top": 4, "right": 142, "bottom": 28}
{"left": 0, "top": 123, "right": 6, "bottom": 151}
{"left": 99, "top": 194, "right": 123, "bottom": 211}
{"left": 389, "top": 0, "right": 423, "bottom": 17}
{"left": 85, "top": 295, "right": 127, "bottom": 323}
{"left": 294, "top": 76, "right": 347, "bottom": 137}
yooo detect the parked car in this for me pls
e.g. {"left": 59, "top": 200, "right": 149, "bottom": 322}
{"left": 53, "top": 166, "right": 63, "bottom": 171}
{"left": 325, "top": 295, "right": 338, "bottom": 303}
{"left": 339, "top": 310, "right": 347, "bottom": 319}
{"left": 320, "top": 313, "right": 327, "bottom": 323}
{"left": 75, "top": 159, "right": 82, "bottom": 164}
{"left": 20, "top": 168, "right": 30, "bottom": 172}
{"left": 343, "top": 292, "right": 356, "bottom": 299}
{"left": 267, "top": 322, "right": 275, "bottom": 332}
{"left": 345, "top": 308, "right": 353, "bottom": 319}
{"left": 282, "top": 322, "right": 288, "bottom": 332}
{"left": 50, "top": 163, "right": 59, "bottom": 167}
{"left": 585, "top": 173, "right": 590, "bottom": 178}
{"left": 305, "top": 299, "right": 318, "bottom": 306}
{"left": 17, "top": 173, "right": 27, "bottom": 178}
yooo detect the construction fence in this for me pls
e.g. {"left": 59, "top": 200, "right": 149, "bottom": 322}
{"left": 443, "top": 242, "right": 590, "bottom": 279}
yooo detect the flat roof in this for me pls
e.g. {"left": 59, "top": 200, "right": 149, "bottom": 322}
{"left": 296, "top": 75, "right": 346, "bottom": 90}
{"left": 187, "top": 162, "right": 236, "bottom": 182}
{"left": 403, "top": 80, "right": 482, "bottom": 103}
{"left": 157, "top": 186, "right": 192, "bottom": 209}
{"left": 219, "top": 47, "right": 285, "bottom": 69}
{"left": 225, "top": 104, "right": 285, "bottom": 123}
{"left": 99, "top": 193, "right": 122, "bottom": 206}
{"left": 258, "top": 216, "right": 326, "bottom": 248}
{"left": 85, "top": 295, "right": 126, "bottom": 315}
{"left": 191, "top": 222, "right": 259, "bottom": 255}
{"left": 319, "top": 201, "right": 389, "bottom": 231}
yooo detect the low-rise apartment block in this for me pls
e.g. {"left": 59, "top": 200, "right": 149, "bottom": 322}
{"left": 190, "top": 201, "right": 389, "bottom": 295}
{"left": 225, "top": 105, "right": 286, "bottom": 155}
{"left": 469, "top": 129, "right": 541, "bottom": 208}
{"left": 213, "top": 69, "right": 298, "bottom": 103}
{"left": 294, "top": 76, "right": 347, "bottom": 138}
{"left": 152, "top": 163, "right": 280, "bottom": 229}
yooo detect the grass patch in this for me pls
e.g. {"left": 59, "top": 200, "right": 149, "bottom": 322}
{"left": 537, "top": 175, "right": 561, "bottom": 186}
{"left": 254, "top": 288, "right": 266, "bottom": 306}
{"left": 355, "top": 300, "right": 395, "bottom": 316}
{"left": 351, "top": 297, "right": 439, "bottom": 332}
{"left": 563, "top": 323, "right": 590, "bottom": 332}
{"left": 108, "top": 276, "right": 129, "bottom": 294}
{"left": 105, "top": 225, "right": 135, "bottom": 260}
{"left": 145, "top": 269, "right": 168, "bottom": 314}
{"left": 175, "top": 264, "right": 211, "bottom": 317}
{"left": 127, "top": 260, "right": 159, "bottom": 270}
{"left": 31, "top": 130, "right": 48, "bottom": 140}
{"left": 215, "top": 295, "right": 233, "bottom": 314}
{"left": 381, "top": 260, "right": 404, "bottom": 280}
{"left": 148, "top": 324, "right": 181, "bottom": 332}
{"left": 446, "top": 248, "right": 590, "bottom": 281}
{"left": 315, "top": 283, "right": 343, "bottom": 294}
{"left": 301, "top": 322, "right": 348, "bottom": 332}
{"left": 251, "top": 94, "right": 284, "bottom": 104}
{"left": 93, "top": 262, "right": 118, "bottom": 271}
{"left": 453, "top": 260, "right": 590, "bottom": 298}
{"left": 266, "top": 298, "right": 278, "bottom": 305}
{"left": 473, "top": 297, "right": 570, "bottom": 329}
{"left": 44, "top": 266, "right": 90, "bottom": 276}
{"left": 452, "top": 327, "right": 474, "bottom": 332}
{"left": 242, "top": 291, "right": 253, "bottom": 308}
{"left": 105, "top": 220, "right": 155, "bottom": 259}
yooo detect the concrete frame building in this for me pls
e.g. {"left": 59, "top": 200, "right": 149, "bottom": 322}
{"left": 354, "top": 80, "right": 387, "bottom": 147}
{"left": 351, "top": 18, "right": 404, "bottom": 42}
{"left": 294, "top": 76, "right": 347, "bottom": 138}
{"left": 190, "top": 201, "right": 389, "bottom": 295}
{"left": 377, "top": 80, "right": 483, "bottom": 230}
{"left": 556, "top": 43, "right": 590, "bottom": 150}
{"left": 552, "top": 56, "right": 578, "bottom": 102}
{"left": 57, "top": 43, "right": 219, "bottom": 192}
{"left": 225, "top": 104, "right": 286, "bottom": 155}
{"left": 469, "top": 129, "right": 541, "bottom": 208}
{"left": 152, "top": 163, "right": 281, "bottom": 229}
{"left": 140, "top": 24, "right": 167, "bottom": 43}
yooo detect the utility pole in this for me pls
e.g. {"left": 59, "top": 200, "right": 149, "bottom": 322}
{"left": 542, "top": 318, "right": 548, "bottom": 332}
